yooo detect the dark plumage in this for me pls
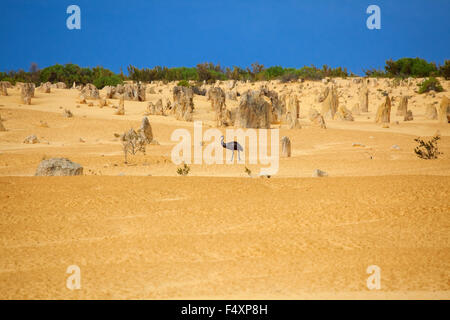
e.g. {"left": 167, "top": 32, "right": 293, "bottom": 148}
{"left": 221, "top": 136, "right": 243, "bottom": 161}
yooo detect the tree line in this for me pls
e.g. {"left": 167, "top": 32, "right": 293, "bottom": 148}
{"left": 1, "top": 58, "right": 448, "bottom": 89}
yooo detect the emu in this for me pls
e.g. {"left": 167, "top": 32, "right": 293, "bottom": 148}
{"left": 221, "top": 135, "right": 243, "bottom": 161}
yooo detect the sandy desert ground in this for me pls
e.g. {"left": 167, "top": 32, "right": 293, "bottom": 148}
{"left": 0, "top": 78, "right": 449, "bottom": 299}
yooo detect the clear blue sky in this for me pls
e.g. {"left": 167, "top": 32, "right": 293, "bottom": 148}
{"left": 1, "top": 0, "right": 449, "bottom": 75}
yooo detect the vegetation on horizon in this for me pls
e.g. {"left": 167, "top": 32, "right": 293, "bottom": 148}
{"left": 1, "top": 58, "right": 448, "bottom": 89}
{"left": 364, "top": 58, "right": 450, "bottom": 79}
{"left": 417, "top": 77, "right": 444, "bottom": 94}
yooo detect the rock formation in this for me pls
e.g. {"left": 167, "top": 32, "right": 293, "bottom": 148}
{"left": 146, "top": 99, "right": 165, "bottom": 116}
{"left": 208, "top": 87, "right": 229, "bottom": 126}
{"left": 20, "top": 83, "right": 34, "bottom": 104}
{"left": 80, "top": 83, "right": 99, "bottom": 99}
{"left": 123, "top": 83, "right": 146, "bottom": 101}
{"left": 375, "top": 95, "right": 392, "bottom": 126}
{"left": 317, "top": 86, "right": 330, "bottom": 103}
{"left": 35, "top": 158, "right": 83, "bottom": 176}
{"left": 261, "top": 86, "right": 285, "bottom": 123}
{"left": 98, "top": 98, "right": 107, "bottom": 108}
{"left": 359, "top": 84, "right": 369, "bottom": 112}
{"left": 396, "top": 95, "right": 408, "bottom": 117}
{"left": 281, "top": 136, "right": 291, "bottom": 157}
{"left": 334, "top": 105, "right": 354, "bottom": 121}
{"left": 23, "top": 134, "right": 39, "bottom": 144}
{"left": 115, "top": 96, "right": 125, "bottom": 115}
{"left": 55, "top": 82, "right": 67, "bottom": 89}
{"left": 0, "top": 81, "right": 9, "bottom": 96}
{"left": 285, "top": 93, "right": 301, "bottom": 128}
{"left": 63, "top": 109, "right": 73, "bottom": 118}
{"left": 437, "top": 96, "right": 450, "bottom": 123}
{"left": 308, "top": 108, "right": 326, "bottom": 129}
{"left": 425, "top": 104, "right": 438, "bottom": 120}
{"left": 321, "top": 85, "right": 338, "bottom": 119}
{"left": 40, "top": 82, "right": 52, "bottom": 93}
{"left": 235, "top": 90, "right": 271, "bottom": 129}
{"left": 173, "top": 86, "right": 194, "bottom": 121}
{"left": 104, "top": 86, "right": 116, "bottom": 99}
{"left": 137, "top": 117, "right": 153, "bottom": 144}
{"left": 404, "top": 110, "right": 414, "bottom": 121}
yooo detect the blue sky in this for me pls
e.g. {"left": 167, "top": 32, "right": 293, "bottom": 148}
{"left": 0, "top": 0, "right": 449, "bottom": 75}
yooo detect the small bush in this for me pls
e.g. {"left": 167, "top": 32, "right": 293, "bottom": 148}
{"left": 439, "top": 60, "right": 450, "bottom": 80}
{"left": 414, "top": 135, "right": 442, "bottom": 159}
{"left": 177, "top": 163, "right": 190, "bottom": 176}
{"left": 280, "top": 73, "right": 299, "bottom": 83}
{"left": 418, "top": 77, "right": 444, "bottom": 94}
{"left": 177, "top": 80, "right": 190, "bottom": 87}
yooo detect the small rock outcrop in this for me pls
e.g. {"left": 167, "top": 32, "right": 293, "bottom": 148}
{"left": 321, "top": 85, "right": 339, "bottom": 119}
{"left": 308, "top": 108, "right": 326, "bottom": 129}
{"left": 425, "top": 104, "right": 438, "bottom": 120}
{"left": 0, "top": 81, "right": 9, "bottom": 96}
{"left": 173, "top": 86, "right": 194, "bottom": 121}
{"left": 437, "top": 96, "right": 450, "bottom": 123}
{"left": 104, "top": 86, "right": 116, "bottom": 99}
{"left": 334, "top": 105, "right": 354, "bottom": 121}
{"left": 404, "top": 110, "right": 414, "bottom": 121}
{"left": 35, "top": 158, "right": 83, "bottom": 176}
{"left": 281, "top": 136, "right": 291, "bottom": 157}
{"left": 55, "top": 82, "right": 67, "bottom": 89}
{"left": 396, "top": 95, "right": 408, "bottom": 117}
{"left": 20, "top": 83, "right": 35, "bottom": 104}
{"left": 359, "top": 84, "right": 369, "bottom": 112}
{"left": 115, "top": 96, "right": 125, "bottom": 115}
{"left": 40, "top": 82, "right": 52, "bottom": 93}
{"left": 63, "top": 109, "right": 73, "bottom": 118}
{"left": 235, "top": 90, "right": 271, "bottom": 129}
{"left": 375, "top": 96, "right": 392, "bottom": 126}
{"left": 0, "top": 119, "right": 6, "bottom": 131}
{"left": 23, "top": 134, "right": 39, "bottom": 144}
{"left": 123, "top": 83, "right": 146, "bottom": 101}
{"left": 285, "top": 93, "right": 301, "bottom": 129}
{"left": 80, "top": 83, "right": 99, "bottom": 99}
{"left": 138, "top": 116, "right": 153, "bottom": 144}
{"left": 312, "top": 169, "right": 328, "bottom": 177}
{"left": 208, "top": 87, "right": 229, "bottom": 126}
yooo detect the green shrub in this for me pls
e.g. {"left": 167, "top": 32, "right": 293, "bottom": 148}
{"left": 177, "top": 80, "right": 190, "bottom": 87}
{"left": 177, "top": 163, "right": 191, "bottom": 176}
{"left": 439, "top": 60, "right": 450, "bottom": 80}
{"left": 93, "top": 75, "right": 122, "bottom": 89}
{"left": 385, "top": 58, "right": 437, "bottom": 78}
{"left": 417, "top": 77, "right": 444, "bottom": 94}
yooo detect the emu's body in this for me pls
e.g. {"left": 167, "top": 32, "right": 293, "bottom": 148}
{"left": 221, "top": 136, "right": 243, "bottom": 161}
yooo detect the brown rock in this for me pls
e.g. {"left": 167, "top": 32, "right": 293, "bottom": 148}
{"left": 235, "top": 90, "right": 271, "bottom": 129}
{"left": 375, "top": 96, "right": 392, "bottom": 125}
{"left": 437, "top": 96, "right": 450, "bottom": 123}
{"left": 281, "top": 136, "right": 291, "bottom": 157}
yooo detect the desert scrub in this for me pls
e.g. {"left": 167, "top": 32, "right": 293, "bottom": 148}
{"left": 414, "top": 135, "right": 442, "bottom": 159}
{"left": 177, "top": 80, "right": 190, "bottom": 87}
{"left": 418, "top": 77, "right": 444, "bottom": 94}
{"left": 177, "top": 163, "right": 190, "bottom": 176}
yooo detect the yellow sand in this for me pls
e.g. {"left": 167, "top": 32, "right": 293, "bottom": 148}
{"left": 0, "top": 79, "right": 449, "bottom": 299}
